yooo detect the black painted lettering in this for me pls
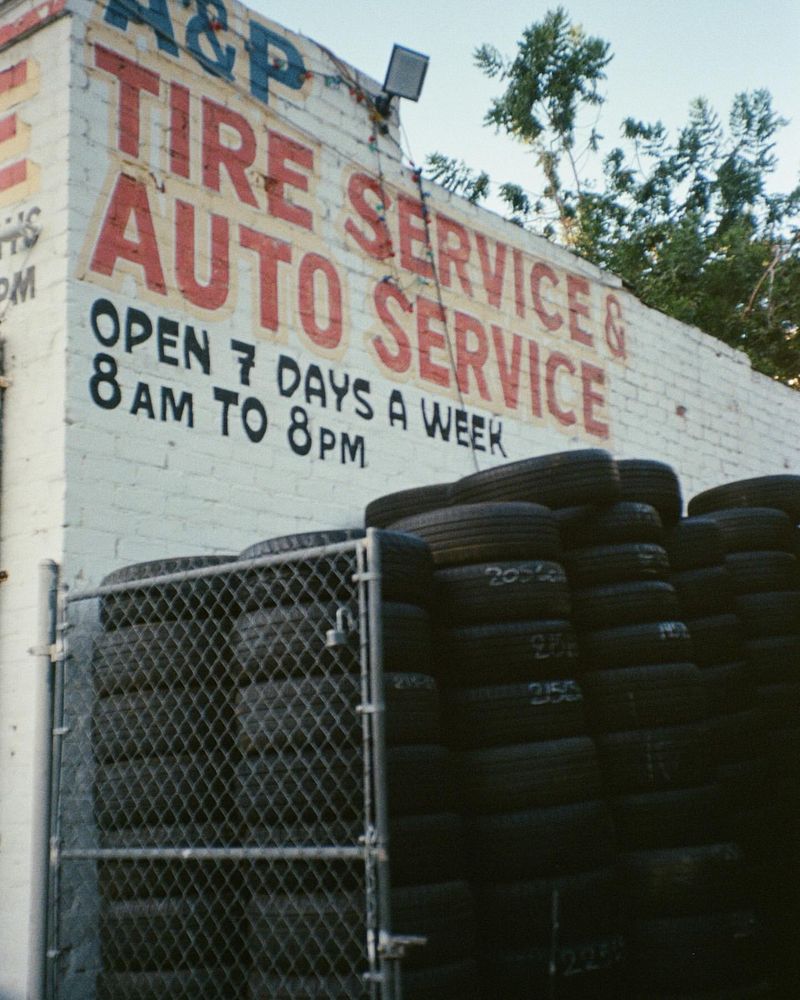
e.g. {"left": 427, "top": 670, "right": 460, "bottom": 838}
{"left": 91, "top": 299, "right": 120, "bottom": 347}
{"left": 161, "top": 387, "right": 194, "bottom": 427}
{"left": 11, "top": 265, "right": 34, "bottom": 302}
{"left": 489, "top": 418, "right": 507, "bottom": 457}
{"left": 125, "top": 307, "right": 152, "bottom": 352}
{"left": 241, "top": 396, "right": 268, "bottom": 442}
{"left": 341, "top": 432, "right": 366, "bottom": 467}
{"left": 388, "top": 389, "right": 407, "bottom": 429}
{"left": 420, "top": 399, "right": 452, "bottom": 441}
{"left": 304, "top": 364, "right": 326, "bottom": 407}
{"left": 157, "top": 318, "right": 180, "bottom": 366}
{"left": 455, "top": 409, "right": 470, "bottom": 447}
{"left": 213, "top": 386, "right": 238, "bottom": 436}
{"left": 287, "top": 405, "right": 312, "bottom": 455}
{"left": 277, "top": 354, "right": 301, "bottom": 397}
{"left": 328, "top": 370, "right": 349, "bottom": 412}
{"left": 89, "top": 353, "right": 121, "bottom": 410}
{"left": 184, "top": 326, "right": 211, "bottom": 375}
{"left": 353, "top": 378, "right": 374, "bottom": 420}
{"left": 130, "top": 381, "right": 155, "bottom": 419}
{"left": 471, "top": 413, "right": 486, "bottom": 451}
{"left": 230, "top": 339, "right": 255, "bottom": 385}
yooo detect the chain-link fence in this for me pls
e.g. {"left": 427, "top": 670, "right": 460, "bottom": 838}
{"left": 46, "top": 536, "right": 399, "bottom": 1000}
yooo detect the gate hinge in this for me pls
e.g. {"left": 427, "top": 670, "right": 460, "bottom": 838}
{"left": 378, "top": 931, "right": 427, "bottom": 959}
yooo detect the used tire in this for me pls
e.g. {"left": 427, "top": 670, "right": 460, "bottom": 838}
{"left": 581, "top": 663, "right": 707, "bottom": 732}
{"left": 594, "top": 722, "right": 709, "bottom": 793}
{"left": 665, "top": 518, "right": 725, "bottom": 571}
{"left": 558, "top": 502, "right": 664, "bottom": 549}
{"left": 454, "top": 449, "right": 620, "bottom": 508}
{"left": 571, "top": 580, "right": 681, "bottom": 629}
{"left": 390, "top": 502, "right": 560, "bottom": 567}
{"left": 611, "top": 784, "right": 730, "bottom": 850}
{"left": 579, "top": 620, "right": 693, "bottom": 671}
{"left": 365, "top": 482, "right": 453, "bottom": 528}
{"left": 617, "top": 458, "right": 683, "bottom": 525}
{"left": 563, "top": 543, "right": 670, "bottom": 587}
{"left": 688, "top": 474, "right": 800, "bottom": 521}
{"left": 434, "top": 560, "right": 570, "bottom": 625}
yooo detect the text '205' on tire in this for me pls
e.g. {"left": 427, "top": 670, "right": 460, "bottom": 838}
{"left": 434, "top": 560, "right": 570, "bottom": 625}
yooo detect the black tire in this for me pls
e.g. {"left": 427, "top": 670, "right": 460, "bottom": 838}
{"left": 235, "top": 672, "right": 439, "bottom": 753}
{"left": 671, "top": 567, "right": 734, "bottom": 617}
{"left": 594, "top": 722, "right": 710, "bottom": 793}
{"left": 236, "top": 747, "right": 362, "bottom": 827}
{"left": 454, "top": 448, "right": 620, "bottom": 508}
{"left": 481, "top": 935, "right": 626, "bottom": 999}
{"left": 571, "top": 580, "right": 681, "bottom": 629}
{"left": 563, "top": 543, "right": 670, "bottom": 587}
{"left": 617, "top": 458, "right": 683, "bottom": 525}
{"left": 365, "top": 481, "right": 453, "bottom": 528}
{"left": 688, "top": 474, "right": 800, "bottom": 521}
{"left": 700, "top": 662, "right": 754, "bottom": 715}
{"left": 464, "top": 800, "right": 616, "bottom": 880}
{"left": 743, "top": 635, "right": 800, "bottom": 684}
{"left": 758, "top": 682, "right": 800, "bottom": 729}
{"left": 558, "top": 502, "right": 664, "bottom": 549}
{"left": 387, "top": 745, "right": 452, "bottom": 816}
{"left": 617, "top": 842, "right": 747, "bottom": 916}
{"left": 705, "top": 710, "right": 767, "bottom": 767}
{"left": 665, "top": 518, "right": 725, "bottom": 571}
{"left": 444, "top": 678, "right": 585, "bottom": 749}
{"left": 626, "top": 910, "right": 763, "bottom": 994}
{"left": 476, "top": 866, "right": 620, "bottom": 947}
{"left": 233, "top": 602, "right": 358, "bottom": 680}
{"left": 687, "top": 614, "right": 744, "bottom": 667}
{"left": 390, "top": 502, "right": 560, "bottom": 567}
{"left": 401, "top": 960, "right": 482, "bottom": 1000}
{"left": 239, "top": 529, "right": 364, "bottom": 559}
{"left": 581, "top": 663, "right": 707, "bottom": 732}
{"left": 735, "top": 591, "right": 800, "bottom": 638}
{"left": 92, "top": 619, "right": 233, "bottom": 696}
{"left": 246, "top": 972, "right": 368, "bottom": 999}
{"left": 726, "top": 550, "right": 799, "bottom": 594}
{"left": 382, "top": 603, "right": 435, "bottom": 673}
{"left": 99, "top": 556, "right": 236, "bottom": 630}
{"left": 455, "top": 736, "right": 602, "bottom": 813}
{"left": 237, "top": 529, "right": 434, "bottom": 608}
{"left": 94, "top": 755, "right": 232, "bottom": 833}
{"left": 389, "top": 813, "right": 466, "bottom": 886}
{"left": 434, "top": 560, "right": 570, "bottom": 625}
{"left": 580, "top": 620, "right": 693, "bottom": 671}
{"left": 611, "top": 784, "right": 730, "bottom": 850}
{"left": 699, "top": 508, "right": 796, "bottom": 554}
{"left": 96, "top": 968, "right": 243, "bottom": 1000}
{"left": 247, "top": 890, "right": 364, "bottom": 976}
{"left": 391, "top": 881, "right": 476, "bottom": 970}
{"left": 100, "top": 895, "right": 240, "bottom": 972}
{"left": 92, "top": 690, "right": 232, "bottom": 763}
{"left": 436, "top": 619, "right": 579, "bottom": 687}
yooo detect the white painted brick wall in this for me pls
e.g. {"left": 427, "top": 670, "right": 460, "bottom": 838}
{"left": 0, "top": 0, "right": 798, "bottom": 994}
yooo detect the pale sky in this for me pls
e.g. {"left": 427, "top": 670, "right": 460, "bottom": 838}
{"left": 249, "top": 0, "right": 800, "bottom": 216}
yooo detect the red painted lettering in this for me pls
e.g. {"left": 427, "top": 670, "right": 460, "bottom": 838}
{"left": 239, "top": 225, "right": 292, "bottom": 331}
{"left": 529, "top": 340, "right": 542, "bottom": 418}
{"left": 298, "top": 253, "right": 342, "bottom": 349}
{"left": 436, "top": 214, "right": 473, "bottom": 296}
{"left": 344, "top": 173, "right": 393, "bottom": 260}
{"left": 416, "top": 296, "right": 449, "bottom": 387}
{"left": 455, "top": 311, "right": 489, "bottom": 399}
{"left": 202, "top": 97, "right": 257, "bottom": 207}
{"left": 95, "top": 44, "right": 160, "bottom": 158}
{"left": 476, "top": 234, "right": 506, "bottom": 309}
{"left": 174, "top": 200, "right": 229, "bottom": 310}
{"left": 373, "top": 281, "right": 412, "bottom": 373}
{"left": 398, "top": 195, "right": 433, "bottom": 278}
{"left": 567, "top": 273, "right": 592, "bottom": 346}
{"left": 546, "top": 351, "right": 576, "bottom": 426}
{"left": 268, "top": 131, "right": 314, "bottom": 231}
{"left": 491, "top": 326, "right": 522, "bottom": 410}
{"left": 531, "top": 262, "right": 562, "bottom": 332}
{"left": 513, "top": 248, "right": 525, "bottom": 318}
{"left": 169, "top": 82, "right": 190, "bottom": 179}
{"left": 581, "top": 362, "right": 609, "bottom": 438}
{"left": 90, "top": 173, "right": 165, "bottom": 293}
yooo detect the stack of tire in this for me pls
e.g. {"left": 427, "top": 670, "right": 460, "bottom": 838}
{"left": 91, "top": 555, "right": 242, "bottom": 1000}
{"left": 559, "top": 460, "right": 765, "bottom": 998}
{"left": 387, "top": 451, "right": 626, "bottom": 998}
{"left": 689, "top": 476, "right": 800, "bottom": 997}
{"left": 232, "top": 528, "right": 478, "bottom": 1000}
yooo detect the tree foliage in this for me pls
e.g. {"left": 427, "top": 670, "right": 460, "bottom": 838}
{"left": 426, "top": 7, "right": 800, "bottom": 386}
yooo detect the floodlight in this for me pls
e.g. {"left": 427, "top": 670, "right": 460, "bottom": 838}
{"left": 375, "top": 44, "right": 430, "bottom": 117}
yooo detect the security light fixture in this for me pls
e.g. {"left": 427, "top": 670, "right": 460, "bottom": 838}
{"left": 375, "top": 43, "right": 430, "bottom": 118}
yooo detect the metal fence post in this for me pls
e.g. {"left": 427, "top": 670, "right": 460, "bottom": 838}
{"left": 28, "top": 559, "right": 59, "bottom": 1000}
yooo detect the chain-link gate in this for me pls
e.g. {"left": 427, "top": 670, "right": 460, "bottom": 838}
{"left": 45, "top": 534, "right": 402, "bottom": 1000}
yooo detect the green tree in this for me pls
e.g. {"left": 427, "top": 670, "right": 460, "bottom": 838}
{"left": 426, "top": 7, "right": 800, "bottom": 386}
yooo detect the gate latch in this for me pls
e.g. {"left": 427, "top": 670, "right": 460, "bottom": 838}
{"left": 378, "top": 932, "right": 428, "bottom": 959}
